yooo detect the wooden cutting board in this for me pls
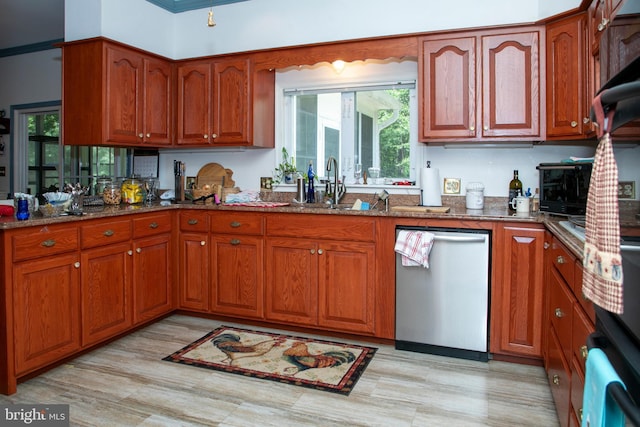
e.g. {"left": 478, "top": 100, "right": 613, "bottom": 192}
{"left": 391, "top": 206, "right": 451, "bottom": 213}
{"left": 196, "top": 163, "right": 235, "bottom": 188}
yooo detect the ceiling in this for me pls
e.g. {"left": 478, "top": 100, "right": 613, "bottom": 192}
{"left": 0, "top": 0, "right": 247, "bottom": 53}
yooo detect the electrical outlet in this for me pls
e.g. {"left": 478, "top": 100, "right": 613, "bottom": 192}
{"left": 618, "top": 181, "right": 636, "bottom": 199}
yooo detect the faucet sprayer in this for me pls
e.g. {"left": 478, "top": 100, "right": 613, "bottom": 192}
{"left": 325, "top": 156, "right": 346, "bottom": 208}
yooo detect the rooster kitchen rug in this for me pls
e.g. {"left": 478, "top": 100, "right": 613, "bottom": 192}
{"left": 163, "top": 326, "right": 377, "bottom": 395}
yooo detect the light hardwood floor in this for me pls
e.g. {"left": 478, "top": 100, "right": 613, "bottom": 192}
{"left": 0, "top": 315, "right": 560, "bottom": 426}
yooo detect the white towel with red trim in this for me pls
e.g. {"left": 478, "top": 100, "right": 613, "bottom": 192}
{"left": 394, "top": 230, "right": 435, "bottom": 268}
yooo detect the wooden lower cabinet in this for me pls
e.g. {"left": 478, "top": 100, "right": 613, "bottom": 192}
{"left": 492, "top": 224, "right": 545, "bottom": 357}
{"left": 179, "top": 232, "right": 210, "bottom": 311}
{"left": 265, "top": 237, "right": 376, "bottom": 334}
{"left": 132, "top": 233, "right": 172, "bottom": 324}
{"left": 13, "top": 253, "right": 81, "bottom": 375}
{"left": 80, "top": 242, "right": 132, "bottom": 346}
{"left": 211, "top": 234, "right": 264, "bottom": 318}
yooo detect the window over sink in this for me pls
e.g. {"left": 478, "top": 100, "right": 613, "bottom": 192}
{"left": 276, "top": 59, "right": 419, "bottom": 185}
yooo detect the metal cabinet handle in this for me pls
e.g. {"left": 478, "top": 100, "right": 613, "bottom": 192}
{"left": 139, "top": 133, "right": 144, "bottom": 138}
{"left": 230, "top": 239, "right": 240, "bottom": 245}
{"left": 188, "top": 219, "right": 199, "bottom": 225}
{"left": 41, "top": 239, "right": 56, "bottom": 247}
{"left": 230, "top": 221, "right": 241, "bottom": 228}
{"left": 543, "top": 242, "right": 550, "bottom": 249}
{"left": 552, "top": 374, "right": 560, "bottom": 385}
{"left": 127, "top": 250, "right": 133, "bottom": 256}
{"left": 136, "top": 247, "right": 142, "bottom": 253}
{"left": 571, "top": 121, "right": 578, "bottom": 128}
{"left": 204, "top": 134, "right": 209, "bottom": 139}
{"left": 583, "top": 117, "right": 590, "bottom": 124}
{"left": 310, "top": 249, "right": 316, "bottom": 254}
{"left": 146, "top": 133, "right": 151, "bottom": 138}
{"left": 598, "top": 18, "right": 609, "bottom": 32}
{"left": 581, "top": 345, "right": 588, "bottom": 360}
{"left": 200, "top": 241, "right": 206, "bottom": 246}
{"left": 483, "top": 125, "right": 489, "bottom": 131}
{"left": 556, "top": 256, "right": 565, "bottom": 264}
{"left": 103, "top": 229, "right": 115, "bottom": 237}
{"left": 212, "top": 133, "right": 218, "bottom": 138}
{"left": 318, "top": 249, "right": 323, "bottom": 255}
{"left": 149, "top": 222, "right": 159, "bottom": 229}
{"left": 469, "top": 125, "right": 475, "bottom": 131}
{"left": 74, "top": 262, "right": 80, "bottom": 268}
{"left": 555, "top": 308, "right": 564, "bottom": 318}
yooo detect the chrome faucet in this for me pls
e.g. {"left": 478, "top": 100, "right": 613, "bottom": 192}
{"left": 325, "top": 156, "right": 346, "bottom": 208}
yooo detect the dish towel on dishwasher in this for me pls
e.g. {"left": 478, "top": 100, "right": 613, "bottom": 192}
{"left": 582, "top": 348, "right": 626, "bottom": 427}
{"left": 394, "top": 230, "right": 435, "bottom": 268}
{"left": 582, "top": 92, "right": 624, "bottom": 314}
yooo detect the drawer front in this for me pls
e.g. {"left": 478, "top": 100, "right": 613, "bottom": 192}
{"left": 81, "top": 219, "right": 131, "bottom": 249}
{"left": 180, "top": 211, "right": 210, "bottom": 232}
{"left": 12, "top": 225, "right": 79, "bottom": 261}
{"left": 133, "top": 213, "right": 172, "bottom": 238}
{"left": 550, "top": 236, "right": 575, "bottom": 285}
{"left": 572, "top": 263, "right": 596, "bottom": 323}
{"left": 548, "top": 328, "right": 571, "bottom": 427}
{"left": 211, "top": 212, "right": 264, "bottom": 235}
{"left": 572, "top": 304, "right": 594, "bottom": 375}
{"left": 549, "top": 267, "right": 575, "bottom": 364}
{"left": 267, "top": 214, "right": 375, "bottom": 242}
{"left": 570, "top": 360, "right": 586, "bottom": 427}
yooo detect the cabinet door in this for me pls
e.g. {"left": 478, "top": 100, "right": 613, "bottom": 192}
{"left": 143, "top": 57, "right": 173, "bottom": 145}
{"left": 212, "top": 59, "right": 250, "bottom": 145}
{"left": 265, "top": 238, "right": 318, "bottom": 325}
{"left": 481, "top": 31, "right": 541, "bottom": 138}
{"left": 497, "top": 225, "right": 545, "bottom": 357}
{"left": 176, "top": 62, "right": 212, "bottom": 145}
{"left": 211, "top": 234, "right": 264, "bottom": 318}
{"left": 548, "top": 328, "right": 572, "bottom": 427}
{"left": 81, "top": 242, "right": 132, "bottom": 346}
{"left": 106, "top": 46, "right": 143, "bottom": 145}
{"left": 133, "top": 233, "right": 172, "bottom": 324}
{"left": 178, "top": 233, "right": 210, "bottom": 311}
{"left": 419, "top": 36, "right": 477, "bottom": 140}
{"left": 13, "top": 254, "right": 81, "bottom": 375}
{"left": 546, "top": 14, "right": 591, "bottom": 139}
{"left": 318, "top": 241, "right": 375, "bottom": 334}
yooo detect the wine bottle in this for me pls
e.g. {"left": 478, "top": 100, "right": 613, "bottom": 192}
{"left": 307, "top": 161, "right": 315, "bottom": 203}
{"left": 508, "top": 170, "right": 523, "bottom": 211}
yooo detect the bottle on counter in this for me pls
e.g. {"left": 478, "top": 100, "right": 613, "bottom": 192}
{"left": 508, "top": 170, "right": 523, "bottom": 211}
{"left": 307, "top": 161, "right": 315, "bottom": 203}
{"left": 531, "top": 187, "right": 540, "bottom": 213}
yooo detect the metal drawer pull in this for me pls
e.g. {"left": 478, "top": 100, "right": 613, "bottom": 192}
{"left": 571, "top": 121, "right": 578, "bottom": 128}
{"left": 230, "top": 221, "right": 241, "bottom": 228}
{"left": 310, "top": 249, "right": 315, "bottom": 254}
{"left": 103, "top": 229, "right": 115, "bottom": 237}
{"left": 580, "top": 345, "right": 588, "bottom": 360}
{"left": 41, "top": 239, "right": 56, "bottom": 247}
{"left": 556, "top": 256, "right": 565, "bottom": 264}
{"left": 555, "top": 308, "right": 564, "bottom": 318}
{"left": 318, "top": 249, "right": 324, "bottom": 255}
{"left": 543, "top": 242, "right": 550, "bottom": 249}
{"left": 136, "top": 248, "right": 142, "bottom": 253}
{"left": 127, "top": 250, "right": 133, "bottom": 256}
{"left": 74, "top": 262, "right": 80, "bottom": 268}
{"left": 230, "top": 239, "right": 241, "bottom": 245}
{"left": 149, "top": 222, "right": 159, "bottom": 229}
{"left": 188, "top": 219, "right": 199, "bottom": 225}
{"left": 200, "top": 241, "right": 206, "bottom": 246}
{"left": 552, "top": 375, "right": 560, "bottom": 385}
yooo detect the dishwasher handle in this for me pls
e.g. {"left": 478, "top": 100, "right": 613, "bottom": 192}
{"left": 433, "top": 235, "right": 487, "bottom": 243}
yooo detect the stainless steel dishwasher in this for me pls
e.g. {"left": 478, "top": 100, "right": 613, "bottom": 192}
{"left": 395, "top": 226, "right": 491, "bottom": 361}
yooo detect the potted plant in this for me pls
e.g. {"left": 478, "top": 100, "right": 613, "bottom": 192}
{"left": 274, "top": 147, "right": 298, "bottom": 184}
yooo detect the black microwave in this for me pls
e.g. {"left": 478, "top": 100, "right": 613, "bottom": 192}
{"left": 536, "top": 162, "right": 593, "bottom": 216}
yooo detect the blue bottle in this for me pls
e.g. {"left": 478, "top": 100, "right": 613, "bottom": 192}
{"left": 16, "top": 199, "right": 29, "bottom": 221}
{"left": 307, "top": 161, "right": 315, "bottom": 203}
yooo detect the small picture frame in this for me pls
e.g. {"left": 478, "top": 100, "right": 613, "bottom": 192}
{"left": 186, "top": 176, "right": 197, "bottom": 190}
{"left": 443, "top": 178, "right": 461, "bottom": 194}
{"left": 618, "top": 181, "right": 636, "bottom": 199}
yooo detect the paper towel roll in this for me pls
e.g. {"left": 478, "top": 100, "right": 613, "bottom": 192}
{"left": 420, "top": 167, "right": 442, "bottom": 206}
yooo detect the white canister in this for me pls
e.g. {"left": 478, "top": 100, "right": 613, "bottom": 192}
{"left": 466, "top": 182, "right": 485, "bottom": 210}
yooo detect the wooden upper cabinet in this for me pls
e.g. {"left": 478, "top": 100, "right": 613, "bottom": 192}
{"left": 419, "top": 26, "right": 542, "bottom": 142}
{"left": 176, "top": 57, "right": 274, "bottom": 147}
{"left": 546, "top": 13, "right": 593, "bottom": 139}
{"left": 176, "top": 61, "right": 212, "bottom": 145}
{"left": 419, "top": 36, "right": 477, "bottom": 140}
{"left": 481, "top": 31, "right": 541, "bottom": 139}
{"left": 63, "top": 39, "right": 173, "bottom": 147}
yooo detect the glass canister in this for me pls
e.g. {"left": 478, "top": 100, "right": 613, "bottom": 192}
{"left": 103, "top": 184, "right": 122, "bottom": 205}
{"left": 465, "top": 182, "right": 485, "bottom": 210}
{"left": 120, "top": 178, "right": 145, "bottom": 204}
{"left": 95, "top": 177, "right": 112, "bottom": 196}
